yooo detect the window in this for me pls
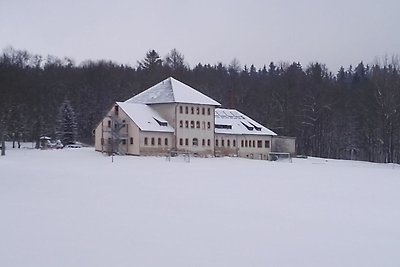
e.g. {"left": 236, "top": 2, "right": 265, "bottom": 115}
{"left": 227, "top": 140, "right": 230, "bottom": 147}
{"left": 179, "top": 138, "right": 183, "bottom": 146}
{"left": 122, "top": 139, "right": 126, "bottom": 145}
{"left": 196, "top": 121, "right": 200, "bottom": 128}
{"left": 233, "top": 140, "right": 236, "bottom": 147}
{"left": 193, "top": 138, "right": 198, "bottom": 146}
{"left": 179, "top": 106, "right": 183, "bottom": 114}
{"left": 221, "top": 139, "right": 225, "bottom": 147}
{"left": 207, "top": 139, "right": 211, "bottom": 146}
{"left": 202, "top": 121, "right": 205, "bottom": 129}
{"left": 245, "top": 140, "right": 248, "bottom": 147}
{"left": 107, "top": 120, "right": 111, "bottom": 127}
{"left": 115, "top": 105, "right": 119, "bottom": 116}
{"left": 196, "top": 107, "right": 200, "bottom": 114}
{"left": 207, "top": 108, "right": 211, "bottom": 115}
{"left": 144, "top": 137, "right": 148, "bottom": 145}
{"left": 191, "top": 121, "right": 195, "bottom": 128}
{"left": 202, "top": 139, "right": 205, "bottom": 146}
{"left": 241, "top": 140, "right": 244, "bottom": 147}
{"left": 185, "top": 121, "right": 189, "bottom": 128}
{"left": 202, "top": 107, "right": 205, "bottom": 115}
{"left": 253, "top": 140, "right": 256, "bottom": 147}
{"left": 130, "top": 137, "right": 133, "bottom": 144}
{"left": 179, "top": 120, "right": 183, "bottom": 128}
{"left": 165, "top": 138, "right": 168, "bottom": 146}
{"left": 185, "top": 138, "right": 189, "bottom": 146}
{"left": 153, "top": 118, "right": 168, "bottom": 127}
{"left": 185, "top": 106, "right": 188, "bottom": 114}
{"left": 207, "top": 122, "right": 211, "bottom": 129}
{"left": 191, "top": 107, "right": 194, "bottom": 114}
{"left": 151, "top": 137, "right": 155, "bottom": 146}
{"left": 265, "top": 140, "right": 270, "bottom": 148}
{"left": 216, "top": 139, "right": 219, "bottom": 147}
{"left": 257, "top": 140, "right": 262, "bottom": 148}
{"left": 158, "top": 138, "right": 161, "bottom": 146}
{"left": 249, "top": 140, "right": 252, "bottom": 147}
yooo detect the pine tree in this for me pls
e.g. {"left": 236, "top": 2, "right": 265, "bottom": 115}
{"left": 56, "top": 98, "right": 78, "bottom": 145}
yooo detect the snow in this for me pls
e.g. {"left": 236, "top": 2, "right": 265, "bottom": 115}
{"left": 215, "top": 108, "right": 277, "bottom": 136}
{"left": 117, "top": 102, "right": 174, "bottom": 133}
{"left": 125, "top": 77, "right": 221, "bottom": 106}
{"left": 1, "top": 146, "right": 400, "bottom": 267}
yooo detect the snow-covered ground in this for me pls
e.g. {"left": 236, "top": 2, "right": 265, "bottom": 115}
{"left": 1, "top": 146, "right": 399, "bottom": 267}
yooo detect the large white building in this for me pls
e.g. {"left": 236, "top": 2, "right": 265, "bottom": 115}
{"left": 94, "top": 77, "right": 294, "bottom": 159}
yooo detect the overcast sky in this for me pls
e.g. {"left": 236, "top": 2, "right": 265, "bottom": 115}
{"left": 1, "top": 0, "right": 399, "bottom": 72}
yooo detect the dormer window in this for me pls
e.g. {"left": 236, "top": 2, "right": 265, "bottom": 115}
{"left": 153, "top": 117, "right": 168, "bottom": 126}
{"left": 114, "top": 105, "right": 119, "bottom": 116}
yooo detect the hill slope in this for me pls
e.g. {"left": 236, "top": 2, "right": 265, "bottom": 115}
{"left": 1, "top": 148, "right": 399, "bottom": 267}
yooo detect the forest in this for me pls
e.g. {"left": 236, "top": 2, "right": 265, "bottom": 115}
{"left": 1, "top": 47, "right": 400, "bottom": 163}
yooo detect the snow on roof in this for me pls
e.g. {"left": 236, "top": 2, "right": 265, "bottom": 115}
{"left": 215, "top": 108, "right": 277, "bottom": 136}
{"left": 117, "top": 102, "right": 174, "bottom": 133}
{"left": 125, "top": 77, "right": 221, "bottom": 106}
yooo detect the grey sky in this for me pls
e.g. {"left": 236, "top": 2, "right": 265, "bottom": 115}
{"left": 1, "top": 0, "right": 399, "bottom": 72}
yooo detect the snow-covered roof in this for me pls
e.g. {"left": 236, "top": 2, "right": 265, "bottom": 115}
{"left": 117, "top": 102, "right": 174, "bottom": 133}
{"left": 125, "top": 77, "right": 221, "bottom": 106}
{"left": 215, "top": 108, "right": 277, "bottom": 136}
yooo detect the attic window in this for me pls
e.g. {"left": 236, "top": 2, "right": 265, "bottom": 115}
{"left": 249, "top": 122, "right": 262, "bottom": 131}
{"left": 241, "top": 121, "right": 254, "bottom": 131}
{"left": 153, "top": 117, "right": 168, "bottom": 127}
{"left": 215, "top": 124, "right": 232, "bottom": 129}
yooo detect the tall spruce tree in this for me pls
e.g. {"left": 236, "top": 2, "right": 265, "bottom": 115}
{"left": 56, "top": 98, "right": 77, "bottom": 145}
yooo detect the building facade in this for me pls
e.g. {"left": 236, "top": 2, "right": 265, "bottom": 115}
{"left": 94, "top": 77, "right": 292, "bottom": 159}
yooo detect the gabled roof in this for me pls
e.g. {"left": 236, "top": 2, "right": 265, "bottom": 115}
{"left": 117, "top": 102, "right": 174, "bottom": 133}
{"left": 215, "top": 108, "right": 277, "bottom": 136}
{"left": 125, "top": 77, "right": 221, "bottom": 106}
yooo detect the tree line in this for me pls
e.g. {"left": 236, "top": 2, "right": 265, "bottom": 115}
{"left": 1, "top": 47, "right": 399, "bottom": 163}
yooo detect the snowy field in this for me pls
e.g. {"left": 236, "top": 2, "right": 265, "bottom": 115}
{"left": 1, "top": 145, "right": 400, "bottom": 267}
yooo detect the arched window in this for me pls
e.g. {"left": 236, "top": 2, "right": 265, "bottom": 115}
{"left": 202, "top": 139, "right": 205, "bottom": 146}
{"left": 185, "top": 106, "right": 188, "bottom": 114}
{"left": 191, "top": 107, "right": 194, "bottom": 114}
{"left": 196, "top": 121, "right": 200, "bottom": 128}
{"left": 151, "top": 138, "right": 155, "bottom": 146}
{"left": 179, "top": 138, "right": 183, "bottom": 146}
{"left": 179, "top": 120, "right": 183, "bottom": 128}
{"left": 158, "top": 138, "right": 161, "bottom": 145}
{"left": 179, "top": 106, "right": 183, "bottom": 114}
{"left": 144, "top": 137, "right": 148, "bottom": 145}
{"left": 227, "top": 140, "right": 230, "bottom": 147}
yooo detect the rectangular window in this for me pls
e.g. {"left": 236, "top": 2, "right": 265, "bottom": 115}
{"left": 130, "top": 137, "right": 133, "bottom": 144}
{"left": 249, "top": 140, "right": 252, "bottom": 147}
{"left": 179, "top": 106, "right": 183, "bottom": 114}
{"left": 196, "top": 107, "right": 200, "bottom": 114}
{"left": 207, "top": 108, "right": 211, "bottom": 115}
{"left": 191, "top": 107, "right": 194, "bottom": 114}
{"left": 227, "top": 140, "right": 230, "bottom": 147}
{"left": 144, "top": 137, "right": 148, "bottom": 145}
{"left": 221, "top": 139, "right": 225, "bottom": 147}
{"left": 245, "top": 140, "right": 248, "bottom": 147}
{"left": 115, "top": 105, "right": 119, "bottom": 116}
{"left": 241, "top": 140, "right": 244, "bottom": 147}
{"left": 207, "top": 122, "right": 211, "bottom": 129}
{"left": 207, "top": 139, "right": 211, "bottom": 146}
{"left": 193, "top": 138, "right": 198, "bottom": 146}
{"left": 202, "top": 107, "right": 205, "bottom": 115}
{"left": 179, "top": 138, "right": 183, "bottom": 146}
{"left": 216, "top": 139, "right": 219, "bottom": 147}
{"left": 265, "top": 140, "right": 270, "bottom": 148}
{"left": 151, "top": 137, "right": 155, "bottom": 146}
{"left": 107, "top": 120, "right": 111, "bottom": 128}
{"left": 253, "top": 140, "right": 256, "bottom": 147}
{"left": 233, "top": 140, "right": 236, "bottom": 147}
{"left": 202, "top": 139, "right": 205, "bottom": 146}
{"left": 257, "top": 140, "right": 262, "bottom": 148}
{"left": 196, "top": 121, "right": 200, "bottom": 128}
{"left": 191, "top": 121, "right": 195, "bottom": 128}
{"left": 121, "top": 139, "right": 126, "bottom": 145}
{"left": 165, "top": 138, "right": 168, "bottom": 146}
{"left": 185, "top": 106, "right": 188, "bottom": 114}
{"left": 185, "top": 138, "right": 189, "bottom": 146}
{"left": 179, "top": 120, "right": 183, "bottom": 128}
{"left": 202, "top": 121, "right": 205, "bottom": 129}
{"left": 158, "top": 138, "right": 161, "bottom": 146}
{"left": 185, "top": 121, "right": 189, "bottom": 128}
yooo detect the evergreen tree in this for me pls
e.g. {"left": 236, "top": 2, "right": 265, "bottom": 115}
{"left": 56, "top": 98, "right": 78, "bottom": 145}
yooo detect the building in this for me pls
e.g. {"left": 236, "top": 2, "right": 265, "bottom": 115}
{"left": 94, "top": 77, "right": 294, "bottom": 159}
